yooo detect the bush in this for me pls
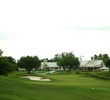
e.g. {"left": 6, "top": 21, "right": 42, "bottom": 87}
{"left": 0, "top": 57, "right": 15, "bottom": 75}
{"left": 83, "top": 72, "right": 110, "bottom": 80}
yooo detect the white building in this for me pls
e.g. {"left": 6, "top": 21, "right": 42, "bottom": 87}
{"left": 40, "top": 60, "right": 107, "bottom": 71}
{"left": 80, "top": 60, "right": 104, "bottom": 71}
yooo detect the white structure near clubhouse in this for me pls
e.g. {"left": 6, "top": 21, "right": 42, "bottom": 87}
{"left": 100, "top": 66, "right": 109, "bottom": 72}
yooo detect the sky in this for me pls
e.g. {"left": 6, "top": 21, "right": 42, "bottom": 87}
{"left": 0, "top": 0, "right": 110, "bottom": 60}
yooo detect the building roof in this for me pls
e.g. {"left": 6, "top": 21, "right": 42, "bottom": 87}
{"left": 41, "top": 62, "right": 58, "bottom": 68}
{"left": 80, "top": 60, "right": 104, "bottom": 67}
{"left": 47, "top": 62, "right": 58, "bottom": 67}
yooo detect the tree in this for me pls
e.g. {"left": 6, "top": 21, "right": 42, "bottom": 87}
{"left": 98, "top": 54, "right": 103, "bottom": 60}
{"left": 17, "top": 56, "right": 41, "bottom": 73}
{"left": 0, "top": 57, "right": 14, "bottom": 75}
{"left": 55, "top": 52, "right": 80, "bottom": 72}
{"left": 94, "top": 54, "right": 98, "bottom": 60}
{"left": 0, "top": 49, "right": 15, "bottom": 75}
{"left": 5, "top": 56, "right": 16, "bottom": 64}
{"left": 0, "top": 49, "right": 3, "bottom": 57}
{"left": 102, "top": 54, "right": 109, "bottom": 66}
{"left": 53, "top": 54, "right": 61, "bottom": 62}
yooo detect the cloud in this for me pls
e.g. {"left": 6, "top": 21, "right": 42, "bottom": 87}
{"left": 0, "top": 33, "right": 14, "bottom": 41}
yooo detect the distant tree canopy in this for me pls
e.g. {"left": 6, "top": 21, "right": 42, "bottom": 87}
{"left": 0, "top": 49, "right": 15, "bottom": 75}
{"left": 54, "top": 52, "right": 80, "bottom": 72}
{"left": 17, "top": 56, "right": 41, "bottom": 73}
{"left": 40, "top": 58, "right": 56, "bottom": 62}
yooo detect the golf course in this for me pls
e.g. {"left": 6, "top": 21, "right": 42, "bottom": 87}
{"left": 0, "top": 72, "right": 110, "bottom": 100}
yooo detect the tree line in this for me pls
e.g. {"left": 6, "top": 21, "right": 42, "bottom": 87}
{"left": 1, "top": 49, "right": 110, "bottom": 75}
{"left": 0, "top": 49, "right": 80, "bottom": 75}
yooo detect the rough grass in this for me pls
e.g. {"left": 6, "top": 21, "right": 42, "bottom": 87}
{"left": 0, "top": 72, "right": 110, "bottom": 100}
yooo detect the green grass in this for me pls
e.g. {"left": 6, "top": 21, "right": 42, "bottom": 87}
{"left": 0, "top": 72, "right": 110, "bottom": 100}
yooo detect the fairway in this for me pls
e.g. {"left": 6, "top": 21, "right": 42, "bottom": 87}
{"left": 0, "top": 72, "right": 110, "bottom": 100}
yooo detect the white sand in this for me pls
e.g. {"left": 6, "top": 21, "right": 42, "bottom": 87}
{"left": 20, "top": 76, "right": 51, "bottom": 81}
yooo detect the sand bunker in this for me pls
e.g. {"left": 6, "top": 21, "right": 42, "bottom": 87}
{"left": 21, "top": 76, "right": 51, "bottom": 81}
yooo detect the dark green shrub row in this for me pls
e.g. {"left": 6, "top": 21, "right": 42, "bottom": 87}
{"left": 82, "top": 72, "right": 110, "bottom": 80}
